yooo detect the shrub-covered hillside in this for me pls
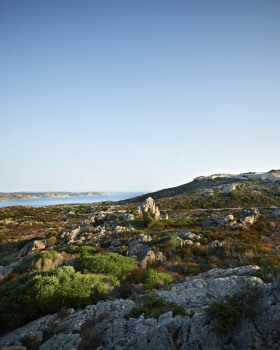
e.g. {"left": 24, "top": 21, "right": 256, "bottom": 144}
{"left": 0, "top": 176, "right": 280, "bottom": 348}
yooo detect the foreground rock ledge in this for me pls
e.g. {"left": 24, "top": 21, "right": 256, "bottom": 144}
{"left": 1, "top": 265, "right": 280, "bottom": 350}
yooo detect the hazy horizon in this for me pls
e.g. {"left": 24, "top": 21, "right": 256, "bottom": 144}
{"left": 1, "top": 0, "right": 279, "bottom": 193}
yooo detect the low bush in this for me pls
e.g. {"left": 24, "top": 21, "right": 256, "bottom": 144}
{"left": 255, "top": 263, "right": 280, "bottom": 282}
{"left": 38, "top": 250, "right": 61, "bottom": 271}
{"left": 130, "top": 219, "right": 147, "bottom": 229}
{"left": 206, "top": 287, "right": 260, "bottom": 336}
{"left": 79, "top": 245, "right": 97, "bottom": 257}
{"left": 183, "top": 262, "right": 203, "bottom": 276}
{"left": 66, "top": 245, "right": 79, "bottom": 254}
{"left": 116, "top": 246, "right": 128, "bottom": 256}
{"left": 125, "top": 267, "right": 145, "bottom": 282}
{"left": 19, "top": 250, "right": 62, "bottom": 273}
{"left": 46, "top": 236, "right": 57, "bottom": 246}
{"left": 46, "top": 231, "right": 58, "bottom": 238}
{"left": 77, "top": 253, "right": 135, "bottom": 279}
{"left": 126, "top": 268, "right": 172, "bottom": 290}
{"left": 0, "top": 257, "right": 18, "bottom": 266}
{"left": 0, "top": 266, "right": 113, "bottom": 334}
{"left": 140, "top": 269, "right": 172, "bottom": 289}
{"left": 132, "top": 295, "right": 186, "bottom": 319}
{"left": 144, "top": 213, "right": 155, "bottom": 226}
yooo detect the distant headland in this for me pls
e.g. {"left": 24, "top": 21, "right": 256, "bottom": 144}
{"left": 0, "top": 191, "right": 110, "bottom": 200}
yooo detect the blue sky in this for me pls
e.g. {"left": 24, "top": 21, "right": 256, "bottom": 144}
{"left": 1, "top": 0, "right": 279, "bottom": 192}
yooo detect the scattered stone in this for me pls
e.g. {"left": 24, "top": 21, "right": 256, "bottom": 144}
{"left": 204, "top": 210, "right": 260, "bottom": 228}
{"left": 271, "top": 208, "right": 280, "bottom": 219}
{"left": 216, "top": 183, "right": 237, "bottom": 193}
{"left": 198, "top": 188, "right": 214, "bottom": 195}
{"left": 59, "top": 227, "right": 82, "bottom": 242}
{"left": 96, "top": 226, "right": 106, "bottom": 236}
{"left": 0, "top": 264, "right": 15, "bottom": 282}
{"left": 218, "top": 214, "right": 236, "bottom": 227}
{"left": 239, "top": 209, "right": 260, "bottom": 226}
{"left": 208, "top": 240, "right": 226, "bottom": 248}
{"left": 138, "top": 234, "right": 152, "bottom": 243}
{"left": 183, "top": 239, "right": 193, "bottom": 246}
{"left": 111, "top": 239, "right": 122, "bottom": 247}
{"left": 113, "top": 226, "right": 128, "bottom": 235}
{"left": 119, "top": 213, "right": 135, "bottom": 221}
{"left": 127, "top": 240, "right": 165, "bottom": 268}
{"left": 176, "top": 231, "right": 201, "bottom": 241}
{"left": 0, "top": 218, "right": 15, "bottom": 225}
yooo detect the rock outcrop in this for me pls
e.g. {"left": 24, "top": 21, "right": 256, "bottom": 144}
{"left": 59, "top": 226, "right": 82, "bottom": 243}
{"left": 239, "top": 209, "right": 260, "bottom": 226}
{"left": 0, "top": 264, "right": 15, "bottom": 282}
{"left": 10, "top": 239, "right": 46, "bottom": 258}
{"left": 126, "top": 239, "right": 165, "bottom": 268}
{"left": 205, "top": 209, "right": 260, "bottom": 229}
{"left": 136, "top": 197, "right": 161, "bottom": 219}
{"left": 216, "top": 183, "right": 237, "bottom": 193}
{"left": 157, "top": 265, "right": 262, "bottom": 313}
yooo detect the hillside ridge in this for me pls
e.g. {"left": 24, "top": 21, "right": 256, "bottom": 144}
{"left": 123, "top": 169, "right": 280, "bottom": 203}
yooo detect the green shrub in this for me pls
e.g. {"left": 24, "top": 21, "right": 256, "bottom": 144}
{"left": 0, "top": 212, "right": 14, "bottom": 220}
{"left": 46, "top": 236, "right": 57, "bottom": 246}
{"left": 78, "top": 253, "right": 135, "bottom": 279}
{"left": 20, "top": 250, "right": 62, "bottom": 273}
{"left": 129, "top": 268, "right": 173, "bottom": 290}
{"left": 206, "top": 288, "right": 260, "bottom": 336}
{"left": 0, "top": 257, "right": 18, "bottom": 266}
{"left": 255, "top": 263, "right": 280, "bottom": 283}
{"left": 130, "top": 219, "right": 147, "bottom": 229}
{"left": 141, "top": 269, "right": 159, "bottom": 285}
{"left": 46, "top": 231, "right": 58, "bottom": 238}
{"left": 165, "top": 236, "right": 182, "bottom": 248}
{"left": 157, "top": 236, "right": 181, "bottom": 251}
{"left": 116, "top": 246, "right": 128, "bottom": 256}
{"left": 66, "top": 245, "right": 79, "bottom": 254}
{"left": 132, "top": 295, "right": 186, "bottom": 319}
{"left": 0, "top": 266, "right": 113, "bottom": 335}
{"left": 144, "top": 214, "right": 155, "bottom": 226}
{"left": 79, "top": 245, "right": 97, "bottom": 257}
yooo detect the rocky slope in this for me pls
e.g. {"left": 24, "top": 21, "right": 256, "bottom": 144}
{"left": 0, "top": 265, "right": 279, "bottom": 350}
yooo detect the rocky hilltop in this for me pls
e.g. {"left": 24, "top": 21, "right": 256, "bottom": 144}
{"left": 0, "top": 171, "right": 280, "bottom": 349}
{"left": 194, "top": 169, "right": 280, "bottom": 182}
{"left": 123, "top": 169, "right": 280, "bottom": 203}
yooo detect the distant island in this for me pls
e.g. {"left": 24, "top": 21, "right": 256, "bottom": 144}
{"left": 0, "top": 191, "right": 110, "bottom": 200}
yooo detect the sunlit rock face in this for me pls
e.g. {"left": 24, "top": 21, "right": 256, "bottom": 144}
{"left": 136, "top": 197, "right": 161, "bottom": 219}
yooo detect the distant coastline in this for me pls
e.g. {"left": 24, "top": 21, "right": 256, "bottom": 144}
{"left": 0, "top": 191, "right": 110, "bottom": 200}
{"left": 0, "top": 192, "right": 143, "bottom": 209}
